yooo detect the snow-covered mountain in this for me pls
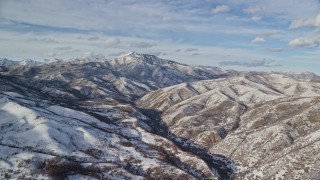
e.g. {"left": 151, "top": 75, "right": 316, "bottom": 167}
{"left": 0, "top": 58, "right": 42, "bottom": 67}
{"left": 1, "top": 53, "right": 320, "bottom": 179}
{"left": 1, "top": 52, "right": 227, "bottom": 101}
{"left": 0, "top": 58, "right": 18, "bottom": 67}
{"left": 107, "top": 52, "right": 226, "bottom": 89}
{"left": 0, "top": 53, "right": 233, "bottom": 179}
{"left": 273, "top": 71, "right": 320, "bottom": 82}
{"left": 19, "top": 59, "right": 42, "bottom": 66}
{"left": 138, "top": 72, "right": 320, "bottom": 179}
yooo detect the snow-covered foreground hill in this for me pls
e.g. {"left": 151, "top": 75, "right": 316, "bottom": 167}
{"left": 138, "top": 72, "right": 320, "bottom": 179}
{"left": 0, "top": 91, "right": 236, "bottom": 179}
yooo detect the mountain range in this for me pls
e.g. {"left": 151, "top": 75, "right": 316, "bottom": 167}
{"left": 0, "top": 52, "right": 320, "bottom": 179}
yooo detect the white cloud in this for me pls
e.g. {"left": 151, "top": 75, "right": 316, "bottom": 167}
{"left": 55, "top": 46, "right": 72, "bottom": 51}
{"left": 1, "top": 27, "right": 289, "bottom": 72}
{"left": 0, "top": 0, "right": 306, "bottom": 38}
{"left": 108, "top": 51, "right": 126, "bottom": 57}
{"left": 219, "top": 59, "right": 280, "bottom": 67}
{"left": 88, "top": 36, "right": 100, "bottom": 41}
{"left": 244, "top": 6, "right": 262, "bottom": 14}
{"left": 259, "top": 31, "right": 280, "bottom": 38}
{"left": 251, "top": 37, "right": 265, "bottom": 44}
{"left": 1, "top": 0, "right": 319, "bottom": 36}
{"left": 251, "top": 16, "right": 262, "bottom": 22}
{"left": 45, "top": 52, "right": 57, "bottom": 57}
{"left": 27, "top": 37, "right": 59, "bottom": 43}
{"left": 264, "top": 48, "right": 287, "bottom": 52}
{"left": 145, "top": 51, "right": 166, "bottom": 56}
{"left": 185, "top": 48, "right": 198, "bottom": 52}
{"left": 288, "top": 37, "right": 319, "bottom": 47}
{"left": 102, "top": 38, "right": 120, "bottom": 48}
{"left": 84, "top": 52, "right": 106, "bottom": 59}
{"left": 162, "top": 16, "right": 173, "bottom": 22}
{"left": 212, "top": 5, "right": 230, "bottom": 14}
{"left": 130, "top": 42, "right": 156, "bottom": 48}
{"left": 1, "top": 0, "right": 320, "bottom": 74}
{"left": 241, "top": 0, "right": 319, "bottom": 20}
{"left": 290, "top": 14, "right": 320, "bottom": 29}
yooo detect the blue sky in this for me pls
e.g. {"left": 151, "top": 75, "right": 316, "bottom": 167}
{"left": 1, "top": 0, "right": 320, "bottom": 74}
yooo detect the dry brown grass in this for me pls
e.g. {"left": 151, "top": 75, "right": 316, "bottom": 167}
{"left": 251, "top": 118, "right": 271, "bottom": 129}
{"left": 84, "top": 148, "right": 104, "bottom": 159}
{"left": 119, "top": 141, "right": 133, "bottom": 147}
{"left": 44, "top": 157, "right": 100, "bottom": 180}
{"left": 307, "top": 110, "right": 320, "bottom": 123}
{"left": 117, "top": 105, "right": 136, "bottom": 114}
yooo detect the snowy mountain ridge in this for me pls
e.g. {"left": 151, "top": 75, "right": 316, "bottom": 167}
{"left": 1, "top": 53, "right": 320, "bottom": 179}
{"left": 138, "top": 72, "right": 320, "bottom": 179}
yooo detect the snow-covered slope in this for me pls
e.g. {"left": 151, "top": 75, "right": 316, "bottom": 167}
{"left": 0, "top": 54, "right": 236, "bottom": 179}
{"left": 0, "top": 91, "right": 235, "bottom": 179}
{"left": 138, "top": 72, "right": 320, "bottom": 179}
{"left": 273, "top": 71, "right": 320, "bottom": 82}
{"left": 212, "top": 96, "right": 320, "bottom": 179}
{"left": 2, "top": 53, "right": 320, "bottom": 179}
{"left": 107, "top": 52, "right": 226, "bottom": 89}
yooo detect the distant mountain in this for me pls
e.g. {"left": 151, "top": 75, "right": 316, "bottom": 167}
{"left": 0, "top": 58, "right": 42, "bottom": 67}
{"left": 107, "top": 52, "right": 226, "bottom": 89}
{"left": 0, "top": 58, "right": 18, "bottom": 67}
{"left": 273, "top": 71, "right": 320, "bottom": 82}
{"left": 0, "top": 52, "right": 227, "bottom": 101}
{"left": 18, "top": 59, "right": 42, "bottom": 66}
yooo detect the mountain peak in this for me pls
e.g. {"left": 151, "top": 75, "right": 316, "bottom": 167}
{"left": 120, "top": 51, "right": 151, "bottom": 60}
{"left": 19, "top": 59, "right": 42, "bottom": 66}
{"left": 125, "top": 51, "right": 140, "bottom": 57}
{"left": 0, "top": 58, "right": 18, "bottom": 67}
{"left": 115, "top": 51, "right": 167, "bottom": 66}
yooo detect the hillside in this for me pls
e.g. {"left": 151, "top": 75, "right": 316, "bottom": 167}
{"left": 138, "top": 72, "right": 320, "bottom": 179}
{"left": 0, "top": 53, "right": 233, "bottom": 179}
{"left": 1, "top": 54, "right": 320, "bottom": 179}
